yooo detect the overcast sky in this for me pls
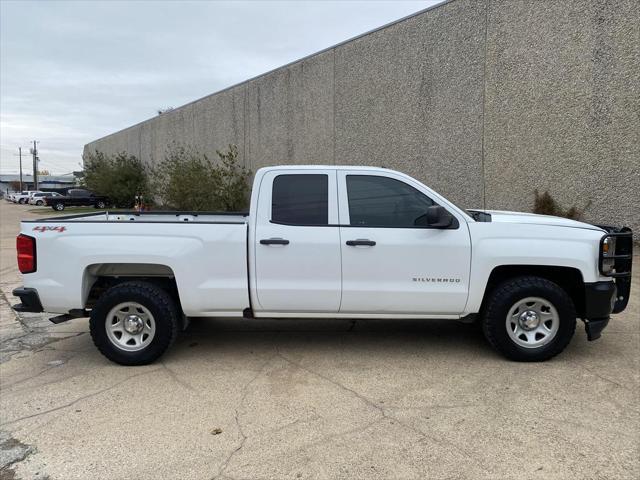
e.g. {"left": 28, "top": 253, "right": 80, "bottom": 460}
{"left": 0, "top": 0, "right": 441, "bottom": 175}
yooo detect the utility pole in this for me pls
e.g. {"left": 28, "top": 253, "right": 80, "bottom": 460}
{"left": 30, "top": 141, "right": 39, "bottom": 190}
{"left": 19, "top": 147, "right": 23, "bottom": 191}
{"left": 13, "top": 147, "right": 24, "bottom": 191}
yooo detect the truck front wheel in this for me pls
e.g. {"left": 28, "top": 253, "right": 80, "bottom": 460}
{"left": 481, "top": 276, "right": 576, "bottom": 362}
{"left": 90, "top": 281, "right": 179, "bottom": 365}
{"left": 52, "top": 202, "right": 65, "bottom": 211}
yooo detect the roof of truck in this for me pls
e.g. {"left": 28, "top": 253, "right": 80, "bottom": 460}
{"left": 257, "top": 165, "right": 394, "bottom": 172}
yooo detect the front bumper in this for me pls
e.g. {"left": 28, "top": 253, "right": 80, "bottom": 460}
{"left": 596, "top": 225, "right": 633, "bottom": 313}
{"left": 12, "top": 287, "right": 44, "bottom": 313}
{"left": 583, "top": 281, "right": 616, "bottom": 341}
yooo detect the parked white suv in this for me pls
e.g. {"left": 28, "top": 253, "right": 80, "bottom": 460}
{"left": 12, "top": 166, "right": 632, "bottom": 365}
{"left": 28, "top": 192, "right": 61, "bottom": 206}
{"left": 13, "top": 190, "right": 43, "bottom": 204}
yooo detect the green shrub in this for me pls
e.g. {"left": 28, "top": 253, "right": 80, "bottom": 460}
{"left": 533, "top": 190, "right": 591, "bottom": 220}
{"left": 83, "top": 151, "right": 149, "bottom": 208}
{"left": 214, "top": 144, "right": 251, "bottom": 211}
{"left": 152, "top": 143, "right": 251, "bottom": 211}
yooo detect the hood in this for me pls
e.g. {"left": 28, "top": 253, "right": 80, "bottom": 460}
{"left": 473, "top": 210, "right": 604, "bottom": 232}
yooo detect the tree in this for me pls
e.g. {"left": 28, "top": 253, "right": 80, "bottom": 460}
{"left": 152, "top": 143, "right": 251, "bottom": 211}
{"left": 214, "top": 145, "right": 251, "bottom": 211}
{"left": 152, "top": 144, "right": 218, "bottom": 210}
{"left": 83, "top": 151, "right": 149, "bottom": 208}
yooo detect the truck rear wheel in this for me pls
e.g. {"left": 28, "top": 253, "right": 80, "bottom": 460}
{"left": 481, "top": 276, "right": 576, "bottom": 361}
{"left": 90, "top": 281, "right": 179, "bottom": 365}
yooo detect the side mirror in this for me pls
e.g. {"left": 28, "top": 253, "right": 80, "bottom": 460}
{"left": 425, "top": 205, "right": 454, "bottom": 228}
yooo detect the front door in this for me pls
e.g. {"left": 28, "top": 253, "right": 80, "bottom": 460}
{"left": 337, "top": 171, "right": 471, "bottom": 315}
{"left": 253, "top": 170, "right": 341, "bottom": 313}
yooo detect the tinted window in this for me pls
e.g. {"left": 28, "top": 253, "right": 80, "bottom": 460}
{"left": 346, "top": 175, "right": 435, "bottom": 227}
{"left": 272, "top": 174, "right": 328, "bottom": 226}
{"left": 70, "top": 189, "right": 90, "bottom": 197}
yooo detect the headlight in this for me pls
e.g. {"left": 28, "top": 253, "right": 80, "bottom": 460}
{"left": 601, "top": 236, "right": 616, "bottom": 274}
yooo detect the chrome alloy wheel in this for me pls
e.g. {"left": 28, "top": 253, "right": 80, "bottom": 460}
{"left": 105, "top": 302, "right": 156, "bottom": 352}
{"left": 506, "top": 297, "right": 559, "bottom": 349}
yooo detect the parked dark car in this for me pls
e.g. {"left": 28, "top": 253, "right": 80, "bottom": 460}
{"left": 44, "top": 189, "right": 110, "bottom": 211}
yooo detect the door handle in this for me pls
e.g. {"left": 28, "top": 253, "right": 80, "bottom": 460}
{"left": 260, "top": 238, "right": 290, "bottom": 245}
{"left": 346, "top": 239, "right": 376, "bottom": 247}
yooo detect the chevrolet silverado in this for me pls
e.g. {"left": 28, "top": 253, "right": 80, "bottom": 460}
{"left": 12, "top": 166, "right": 632, "bottom": 365}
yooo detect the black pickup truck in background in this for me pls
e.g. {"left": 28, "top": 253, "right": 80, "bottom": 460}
{"left": 43, "top": 189, "right": 110, "bottom": 211}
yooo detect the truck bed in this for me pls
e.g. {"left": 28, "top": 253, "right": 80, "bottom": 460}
{"left": 31, "top": 210, "right": 249, "bottom": 224}
{"left": 21, "top": 210, "right": 251, "bottom": 316}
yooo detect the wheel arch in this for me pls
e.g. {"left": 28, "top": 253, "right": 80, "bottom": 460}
{"left": 479, "top": 265, "right": 586, "bottom": 318}
{"left": 82, "top": 263, "right": 183, "bottom": 315}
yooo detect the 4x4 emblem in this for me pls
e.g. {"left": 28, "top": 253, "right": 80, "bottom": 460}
{"left": 33, "top": 226, "right": 66, "bottom": 233}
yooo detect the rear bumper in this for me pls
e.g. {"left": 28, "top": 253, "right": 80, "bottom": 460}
{"left": 583, "top": 281, "right": 616, "bottom": 341}
{"left": 12, "top": 287, "right": 44, "bottom": 313}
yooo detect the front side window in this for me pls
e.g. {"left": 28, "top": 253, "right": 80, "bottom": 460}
{"left": 346, "top": 175, "right": 435, "bottom": 227}
{"left": 272, "top": 174, "right": 328, "bottom": 226}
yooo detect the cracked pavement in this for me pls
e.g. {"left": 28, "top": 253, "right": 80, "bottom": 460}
{"left": 0, "top": 200, "right": 638, "bottom": 479}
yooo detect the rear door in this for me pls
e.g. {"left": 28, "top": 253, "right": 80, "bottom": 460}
{"left": 70, "top": 189, "right": 90, "bottom": 206}
{"left": 337, "top": 171, "right": 471, "bottom": 315}
{"left": 67, "top": 190, "right": 80, "bottom": 206}
{"left": 80, "top": 190, "right": 93, "bottom": 206}
{"left": 253, "top": 169, "right": 341, "bottom": 313}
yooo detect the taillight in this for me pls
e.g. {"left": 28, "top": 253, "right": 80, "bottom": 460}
{"left": 17, "top": 234, "right": 36, "bottom": 273}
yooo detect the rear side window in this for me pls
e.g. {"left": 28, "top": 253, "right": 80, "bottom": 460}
{"left": 346, "top": 175, "right": 435, "bottom": 227}
{"left": 272, "top": 174, "right": 328, "bottom": 226}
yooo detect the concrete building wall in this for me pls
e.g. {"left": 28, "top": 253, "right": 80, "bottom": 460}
{"left": 85, "top": 0, "right": 640, "bottom": 233}
{"left": 483, "top": 0, "right": 640, "bottom": 232}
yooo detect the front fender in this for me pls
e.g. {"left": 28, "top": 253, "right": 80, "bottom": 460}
{"left": 464, "top": 224, "right": 603, "bottom": 314}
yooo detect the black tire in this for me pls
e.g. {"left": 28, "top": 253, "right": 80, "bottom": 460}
{"left": 481, "top": 276, "right": 576, "bottom": 362}
{"left": 36, "top": 200, "right": 44, "bottom": 206}
{"left": 18, "top": 198, "right": 25, "bottom": 204}
{"left": 52, "top": 202, "right": 65, "bottom": 211}
{"left": 95, "top": 200, "right": 106, "bottom": 209}
{"left": 90, "top": 281, "right": 179, "bottom": 365}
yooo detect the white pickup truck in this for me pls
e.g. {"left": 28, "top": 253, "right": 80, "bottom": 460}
{"left": 13, "top": 166, "right": 632, "bottom": 365}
